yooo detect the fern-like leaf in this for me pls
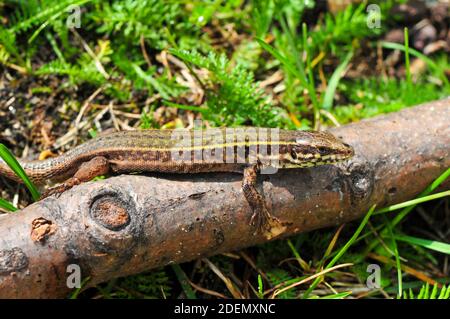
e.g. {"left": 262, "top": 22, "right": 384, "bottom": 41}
{"left": 402, "top": 284, "right": 450, "bottom": 299}
{"left": 170, "top": 49, "right": 289, "bottom": 127}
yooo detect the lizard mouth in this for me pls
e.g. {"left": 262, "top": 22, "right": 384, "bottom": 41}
{"left": 277, "top": 148, "right": 354, "bottom": 168}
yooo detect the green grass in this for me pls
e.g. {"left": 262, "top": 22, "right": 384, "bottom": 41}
{"left": 171, "top": 264, "right": 196, "bottom": 299}
{"left": 402, "top": 283, "right": 450, "bottom": 299}
{"left": 169, "top": 49, "right": 289, "bottom": 127}
{"left": 322, "top": 50, "right": 353, "bottom": 110}
{"left": 0, "top": 0, "right": 449, "bottom": 299}
{"left": 404, "top": 27, "right": 412, "bottom": 92}
{"left": 0, "top": 143, "right": 40, "bottom": 202}
{"left": 0, "top": 197, "right": 17, "bottom": 212}
{"left": 381, "top": 42, "right": 449, "bottom": 86}
{"left": 302, "top": 205, "right": 376, "bottom": 298}
{"left": 393, "top": 235, "right": 450, "bottom": 255}
{"left": 374, "top": 190, "right": 450, "bottom": 215}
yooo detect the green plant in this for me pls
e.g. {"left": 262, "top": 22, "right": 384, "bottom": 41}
{"left": 0, "top": 198, "right": 17, "bottom": 212}
{"left": 171, "top": 264, "right": 196, "bottom": 299}
{"left": 310, "top": 3, "right": 382, "bottom": 55}
{"left": 170, "top": 49, "right": 290, "bottom": 127}
{"left": 0, "top": 143, "right": 40, "bottom": 201}
{"left": 0, "top": 0, "right": 205, "bottom": 102}
{"left": 1, "top": 0, "right": 448, "bottom": 300}
{"left": 110, "top": 269, "right": 172, "bottom": 299}
{"left": 89, "top": 0, "right": 194, "bottom": 49}
{"left": 302, "top": 205, "right": 376, "bottom": 298}
{"left": 402, "top": 284, "right": 450, "bottom": 299}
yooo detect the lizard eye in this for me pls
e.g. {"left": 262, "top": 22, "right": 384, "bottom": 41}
{"left": 317, "top": 147, "right": 328, "bottom": 155}
{"left": 290, "top": 150, "right": 298, "bottom": 159}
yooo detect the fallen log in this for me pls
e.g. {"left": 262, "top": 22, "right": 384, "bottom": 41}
{"left": 0, "top": 98, "right": 449, "bottom": 298}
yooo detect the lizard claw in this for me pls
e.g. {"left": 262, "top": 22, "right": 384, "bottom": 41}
{"left": 250, "top": 207, "right": 287, "bottom": 239}
{"left": 40, "top": 178, "right": 80, "bottom": 200}
{"left": 40, "top": 185, "right": 66, "bottom": 200}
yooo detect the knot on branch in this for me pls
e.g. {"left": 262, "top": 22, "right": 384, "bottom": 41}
{"left": 90, "top": 195, "right": 131, "bottom": 231}
{"left": 81, "top": 187, "right": 146, "bottom": 255}
{"left": 0, "top": 248, "right": 29, "bottom": 276}
{"left": 345, "top": 161, "right": 375, "bottom": 206}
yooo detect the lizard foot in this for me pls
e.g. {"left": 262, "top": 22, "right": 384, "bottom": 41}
{"left": 40, "top": 177, "right": 80, "bottom": 200}
{"left": 250, "top": 207, "right": 287, "bottom": 240}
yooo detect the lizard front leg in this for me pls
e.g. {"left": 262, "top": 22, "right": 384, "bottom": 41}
{"left": 242, "top": 164, "right": 286, "bottom": 239}
{"left": 41, "top": 156, "right": 110, "bottom": 199}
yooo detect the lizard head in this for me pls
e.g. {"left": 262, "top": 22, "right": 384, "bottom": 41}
{"left": 278, "top": 130, "right": 354, "bottom": 168}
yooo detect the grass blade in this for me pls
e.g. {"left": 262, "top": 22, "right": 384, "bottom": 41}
{"left": 363, "top": 168, "right": 450, "bottom": 260}
{"left": 257, "top": 274, "right": 264, "bottom": 299}
{"left": 302, "top": 22, "right": 320, "bottom": 128}
{"left": 394, "top": 235, "right": 450, "bottom": 255}
{"left": 326, "top": 205, "right": 376, "bottom": 269}
{"left": 322, "top": 51, "right": 353, "bottom": 110}
{"left": 381, "top": 41, "right": 449, "bottom": 86}
{"left": 319, "top": 291, "right": 352, "bottom": 299}
{"left": 257, "top": 33, "right": 320, "bottom": 125}
{"left": 302, "top": 205, "right": 376, "bottom": 298}
{"left": 164, "top": 101, "right": 211, "bottom": 115}
{"left": 132, "top": 63, "right": 170, "bottom": 99}
{"left": 404, "top": 27, "right": 411, "bottom": 89}
{"left": 171, "top": 264, "right": 196, "bottom": 299}
{"left": 0, "top": 198, "right": 18, "bottom": 212}
{"left": 385, "top": 216, "right": 402, "bottom": 298}
{"left": 278, "top": 14, "right": 309, "bottom": 89}
{"left": 0, "top": 144, "right": 40, "bottom": 201}
{"left": 374, "top": 190, "right": 450, "bottom": 215}
{"left": 256, "top": 38, "right": 304, "bottom": 85}
{"left": 390, "top": 169, "right": 450, "bottom": 227}
{"left": 68, "top": 276, "right": 91, "bottom": 299}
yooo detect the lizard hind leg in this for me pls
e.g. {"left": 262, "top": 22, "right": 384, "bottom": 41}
{"left": 41, "top": 156, "right": 110, "bottom": 199}
{"left": 242, "top": 164, "right": 287, "bottom": 239}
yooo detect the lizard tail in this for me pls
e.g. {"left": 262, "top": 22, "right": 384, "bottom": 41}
{"left": 0, "top": 157, "right": 25, "bottom": 183}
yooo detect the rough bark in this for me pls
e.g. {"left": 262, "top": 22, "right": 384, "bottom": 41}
{"left": 0, "top": 98, "right": 449, "bottom": 298}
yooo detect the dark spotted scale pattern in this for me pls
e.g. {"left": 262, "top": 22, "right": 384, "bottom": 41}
{"left": 0, "top": 128, "right": 354, "bottom": 184}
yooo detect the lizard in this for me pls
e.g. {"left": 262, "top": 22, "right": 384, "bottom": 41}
{"left": 0, "top": 128, "right": 354, "bottom": 238}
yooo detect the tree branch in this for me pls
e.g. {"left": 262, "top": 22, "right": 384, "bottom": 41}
{"left": 0, "top": 98, "right": 449, "bottom": 298}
